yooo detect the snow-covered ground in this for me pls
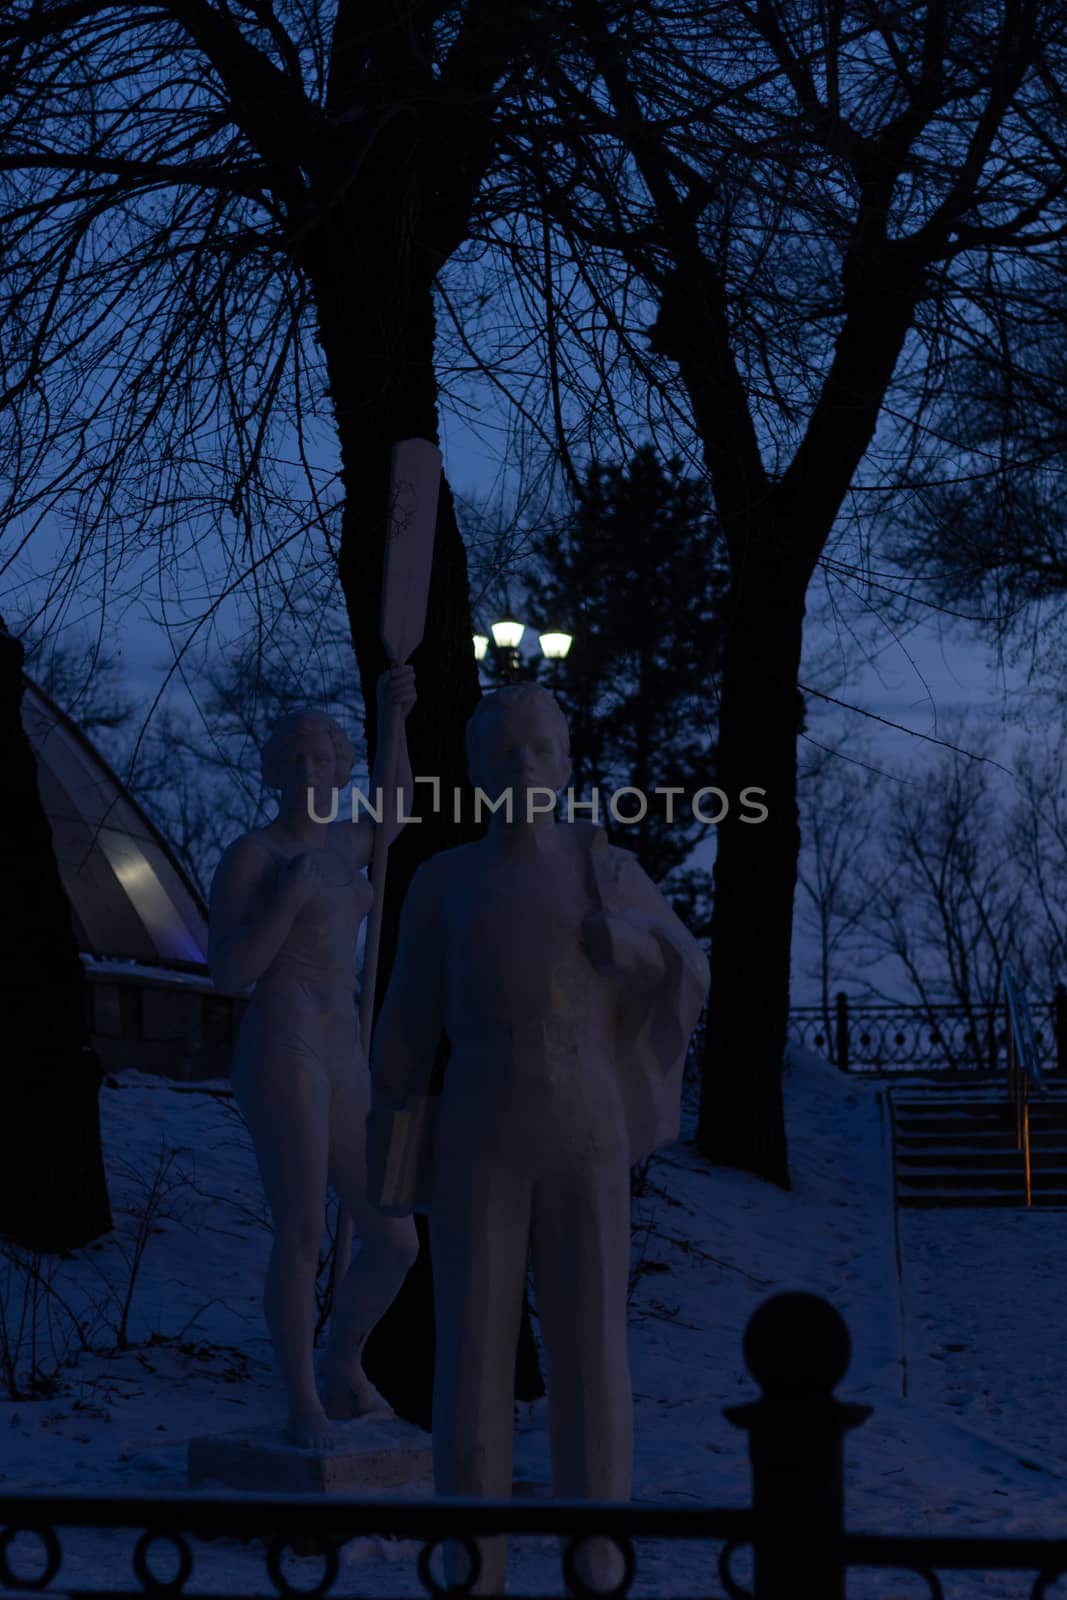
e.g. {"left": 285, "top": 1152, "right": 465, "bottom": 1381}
{"left": 2, "top": 1051, "right": 1065, "bottom": 1597}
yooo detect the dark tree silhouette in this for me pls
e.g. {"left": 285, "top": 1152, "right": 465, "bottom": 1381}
{"left": 0, "top": 616, "right": 112, "bottom": 1251}
{"left": 514, "top": 446, "right": 728, "bottom": 937}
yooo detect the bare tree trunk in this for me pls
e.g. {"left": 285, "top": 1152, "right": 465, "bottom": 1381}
{"left": 647, "top": 226, "right": 922, "bottom": 1184}
{"left": 0, "top": 618, "right": 112, "bottom": 1251}
{"left": 696, "top": 559, "right": 805, "bottom": 1188}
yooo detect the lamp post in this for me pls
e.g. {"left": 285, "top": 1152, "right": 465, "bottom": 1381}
{"left": 490, "top": 618, "right": 526, "bottom": 681}
{"left": 472, "top": 620, "right": 572, "bottom": 684}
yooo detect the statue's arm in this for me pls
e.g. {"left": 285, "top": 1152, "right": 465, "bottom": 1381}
{"left": 369, "top": 858, "right": 446, "bottom": 1105}
{"left": 207, "top": 837, "right": 302, "bottom": 995}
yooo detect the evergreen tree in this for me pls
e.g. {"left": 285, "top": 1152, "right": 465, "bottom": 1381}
{"left": 519, "top": 447, "right": 729, "bottom": 936}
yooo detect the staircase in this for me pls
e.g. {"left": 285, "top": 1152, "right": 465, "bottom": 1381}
{"left": 892, "top": 1085, "right": 1067, "bottom": 1208}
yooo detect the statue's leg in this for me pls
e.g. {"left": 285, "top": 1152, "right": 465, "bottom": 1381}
{"left": 232, "top": 1044, "right": 336, "bottom": 1449}
{"left": 320, "top": 1056, "right": 418, "bottom": 1418}
{"left": 429, "top": 1127, "right": 532, "bottom": 1596}
{"left": 531, "top": 1148, "right": 633, "bottom": 1592}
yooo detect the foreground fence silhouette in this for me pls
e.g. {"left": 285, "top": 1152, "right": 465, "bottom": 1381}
{"left": 1, "top": 1293, "right": 1065, "bottom": 1599}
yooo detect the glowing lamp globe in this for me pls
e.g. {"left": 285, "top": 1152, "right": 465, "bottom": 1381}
{"left": 491, "top": 619, "right": 525, "bottom": 650}
{"left": 539, "top": 632, "right": 572, "bottom": 661}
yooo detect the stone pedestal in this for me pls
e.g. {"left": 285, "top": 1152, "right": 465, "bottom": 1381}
{"left": 187, "top": 1419, "right": 552, "bottom": 1559}
{"left": 188, "top": 1415, "right": 433, "bottom": 1495}
{"left": 188, "top": 1416, "right": 435, "bottom": 1557}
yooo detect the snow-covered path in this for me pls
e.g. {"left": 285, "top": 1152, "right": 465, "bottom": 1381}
{"left": 901, "top": 1204, "right": 1067, "bottom": 1486}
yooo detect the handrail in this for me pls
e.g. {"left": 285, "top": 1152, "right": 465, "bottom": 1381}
{"left": 1003, "top": 970, "right": 1045, "bottom": 1206}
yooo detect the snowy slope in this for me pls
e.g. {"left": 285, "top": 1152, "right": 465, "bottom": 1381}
{"left": 1, "top": 1050, "right": 1065, "bottom": 1597}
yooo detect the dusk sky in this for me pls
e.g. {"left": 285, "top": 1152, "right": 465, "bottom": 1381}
{"left": 4, "top": 400, "right": 1054, "bottom": 769}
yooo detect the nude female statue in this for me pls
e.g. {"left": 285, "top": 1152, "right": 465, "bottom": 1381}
{"left": 208, "top": 667, "right": 419, "bottom": 1449}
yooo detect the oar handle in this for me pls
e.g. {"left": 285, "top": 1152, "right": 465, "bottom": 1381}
{"left": 359, "top": 694, "right": 405, "bottom": 1060}
{"left": 335, "top": 696, "right": 405, "bottom": 1289}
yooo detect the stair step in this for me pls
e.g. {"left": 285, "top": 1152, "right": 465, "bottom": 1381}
{"left": 891, "top": 1088, "right": 1067, "bottom": 1207}
{"left": 894, "top": 1096, "right": 1067, "bottom": 1107}
{"left": 894, "top": 1108, "right": 1067, "bottom": 1118}
{"left": 896, "top": 1120, "right": 1067, "bottom": 1131}
{"left": 896, "top": 1153, "right": 1067, "bottom": 1171}
{"left": 895, "top": 1145, "right": 1067, "bottom": 1158}
{"left": 897, "top": 1170, "right": 1067, "bottom": 1190}
{"left": 895, "top": 1102, "right": 1067, "bottom": 1113}
{"left": 896, "top": 1128, "right": 1067, "bottom": 1138}
{"left": 894, "top": 1098, "right": 1067, "bottom": 1108}
{"left": 899, "top": 1193, "right": 1067, "bottom": 1209}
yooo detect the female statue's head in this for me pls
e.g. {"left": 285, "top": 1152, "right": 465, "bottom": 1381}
{"left": 261, "top": 711, "right": 355, "bottom": 804}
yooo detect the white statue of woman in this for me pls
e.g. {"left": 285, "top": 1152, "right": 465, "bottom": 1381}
{"left": 208, "top": 667, "right": 419, "bottom": 1449}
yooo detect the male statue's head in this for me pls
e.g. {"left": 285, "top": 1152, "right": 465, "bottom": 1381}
{"left": 261, "top": 711, "right": 355, "bottom": 812}
{"left": 465, "top": 685, "right": 572, "bottom": 813}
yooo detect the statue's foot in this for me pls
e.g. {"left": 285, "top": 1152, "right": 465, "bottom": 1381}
{"left": 321, "top": 1365, "right": 393, "bottom": 1421}
{"left": 285, "top": 1408, "right": 342, "bottom": 1451}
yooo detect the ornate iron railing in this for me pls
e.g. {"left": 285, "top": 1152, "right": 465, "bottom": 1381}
{"left": 3, "top": 1294, "right": 1067, "bottom": 1600}
{"left": 0, "top": 1492, "right": 752, "bottom": 1599}
{"left": 789, "top": 986, "right": 1067, "bottom": 1074}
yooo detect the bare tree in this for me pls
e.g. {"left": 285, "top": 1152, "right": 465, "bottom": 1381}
{"left": 466, "top": 0, "right": 1067, "bottom": 1181}
{"left": 880, "top": 284, "right": 1067, "bottom": 627}
{"left": 861, "top": 733, "right": 1027, "bottom": 1067}
{"left": 18, "top": 625, "right": 138, "bottom": 758}
{"left": 0, "top": 0, "right": 542, "bottom": 912}
{"left": 796, "top": 740, "right": 889, "bottom": 1045}
{"left": 129, "top": 588, "right": 365, "bottom": 893}
{"left": 0, "top": 0, "right": 560, "bottom": 1418}
{"left": 1008, "top": 730, "right": 1067, "bottom": 993}
{"left": 5, "top": 0, "right": 1063, "bottom": 1213}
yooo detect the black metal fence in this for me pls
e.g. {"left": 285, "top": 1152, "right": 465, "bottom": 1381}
{"left": 2, "top": 1294, "right": 1066, "bottom": 1599}
{"left": 788, "top": 987, "right": 1067, "bottom": 1074}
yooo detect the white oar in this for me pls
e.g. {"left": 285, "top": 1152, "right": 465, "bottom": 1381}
{"left": 333, "top": 438, "right": 442, "bottom": 1308}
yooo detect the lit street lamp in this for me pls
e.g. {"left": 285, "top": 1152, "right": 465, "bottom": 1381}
{"left": 474, "top": 619, "right": 572, "bottom": 682}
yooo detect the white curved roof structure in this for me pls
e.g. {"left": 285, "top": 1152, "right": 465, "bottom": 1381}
{"left": 20, "top": 676, "right": 209, "bottom": 969}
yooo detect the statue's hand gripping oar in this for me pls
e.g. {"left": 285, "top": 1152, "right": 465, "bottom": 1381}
{"left": 331, "top": 440, "right": 442, "bottom": 1299}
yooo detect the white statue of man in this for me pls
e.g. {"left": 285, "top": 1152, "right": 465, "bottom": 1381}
{"left": 368, "top": 683, "right": 710, "bottom": 1593}
{"left": 208, "top": 666, "right": 419, "bottom": 1450}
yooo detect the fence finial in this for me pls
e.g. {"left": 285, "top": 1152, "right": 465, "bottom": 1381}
{"left": 726, "top": 1293, "right": 870, "bottom": 1600}
{"left": 743, "top": 1289, "right": 852, "bottom": 1396}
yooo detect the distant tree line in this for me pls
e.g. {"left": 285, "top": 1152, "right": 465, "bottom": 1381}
{"left": 796, "top": 720, "right": 1067, "bottom": 1050}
